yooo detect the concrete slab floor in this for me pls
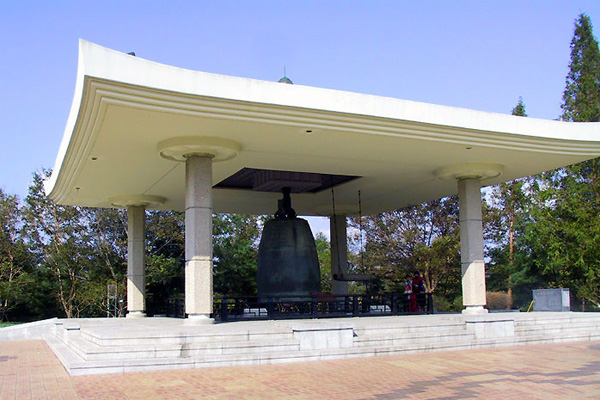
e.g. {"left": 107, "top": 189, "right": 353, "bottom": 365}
{"left": 0, "top": 339, "right": 599, "bottom": 399}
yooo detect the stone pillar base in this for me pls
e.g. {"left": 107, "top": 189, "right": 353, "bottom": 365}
{"left": 462, "top": 305, "right": 489, "bottom": 315}
{"left": 185, "top": 314, "right": 215, "bottom": 325}
{"left": 126, "top": 311, "right": 147, "bottom": 318}
{"left": 185, "top": 258, "right": 213, "bottom": 315}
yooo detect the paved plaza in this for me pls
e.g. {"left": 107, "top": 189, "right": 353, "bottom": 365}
{"left": 0, "top": 339, "right": 599, "bottom": 399}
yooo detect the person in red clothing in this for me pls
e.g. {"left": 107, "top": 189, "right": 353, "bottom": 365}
{"left": 412, "top": 271, "right": 426, "bottom": 311}
{"left": 404, "top": 275, "right": 418, "bottom": 313}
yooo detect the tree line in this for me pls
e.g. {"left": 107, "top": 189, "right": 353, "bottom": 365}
{"left": 1, "top": 14, "right": 599, "bottom": 321}
{"left": 351, "top": 14, "right": 600, "bottom": 311}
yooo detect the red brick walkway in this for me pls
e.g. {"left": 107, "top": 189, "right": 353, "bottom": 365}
{"left": 1, "top": 339, "right": 599, "bottom": 399}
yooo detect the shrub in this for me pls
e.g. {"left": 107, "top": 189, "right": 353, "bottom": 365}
{"left": 486, "top": 292, "right": 512, "bottom": 310}
{"left": 432, "top": 295, "right": 451, "bottom": 312}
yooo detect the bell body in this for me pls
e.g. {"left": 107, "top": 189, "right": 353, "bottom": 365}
{"left": 257, "top": 218, "right": 321, "bottom": 298}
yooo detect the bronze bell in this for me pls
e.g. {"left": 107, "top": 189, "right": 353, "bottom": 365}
{"left": 257, "top": 187, "right": 321, "bottom": 298}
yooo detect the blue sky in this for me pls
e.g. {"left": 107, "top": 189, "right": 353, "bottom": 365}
{"left": 1, "top": 1, "right": 599, "bottom": 234}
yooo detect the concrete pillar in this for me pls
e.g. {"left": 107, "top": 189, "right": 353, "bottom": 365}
{"left": 458, "top": 178, "right": 488, "bottom": 314}
{"left": 330, "top": 215, "right": 349, "bottom": 295}
{"left": 185, "top": 155, "right": 214, "bottom": 322}
{"left": 127, "top": 206, "right": 146, "bottom": 318}
{"left": 157, "top": 136, "right": 241, "bottom": 324}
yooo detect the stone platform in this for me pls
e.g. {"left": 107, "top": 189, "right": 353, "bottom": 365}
{"left": 5, "top": 312, "right": 599, "bottom": 376}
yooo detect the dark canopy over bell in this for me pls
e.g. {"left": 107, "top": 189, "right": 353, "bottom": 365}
{"left": 257, "top": 187, "right": 321, "bottom": 298}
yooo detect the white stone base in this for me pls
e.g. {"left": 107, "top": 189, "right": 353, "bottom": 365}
{"left": 462, "top": 306, "right": 489, "bottom": 315}
{"left": 293, "top": 327, "right": 353, "bottom": 351}
{"left": 44, "top": 312, "right": 600, "bottom": 376}
{"left": 185, "top": 314, "right": 215, "bottom": 325}
{"left": 465, "top": 318, "right": 515, "bottom": 339}
{"left": 126, "top": 311, "right": 147, "bottom": 318}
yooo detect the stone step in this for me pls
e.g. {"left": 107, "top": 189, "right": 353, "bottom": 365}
{"left": 51, "top": 317, "right": 480, "bottom": 375}
{"left": 514, "top": 314, "right": 600, "bottom": 326}
{"left": 47, "top": 330, "right": 600, "bottom": 377}
{"left": 508, "top": 331, "right": 600, "bottom": 346}
{"left": 60, "top": 332, "right": 599, "bottom": 377}
{"left": 45, "top": 334, "right": 195, "bottom": 376}
{"left": 366, "top": 331, "right": 599, "bottom": 355}
{"left": 515, "top": 321, "right": 600, "bottom": 335}
{"left": 515, "top": 317, "right": 600, "bottom": 326}
{"left": 44, "top": 313, "right": 600, "bottom": 377}
{"left": 79, "top": 328, "right": 295, "bottom": 347}
{"left": 67, "top": 335, "right": 301, "bottom": 361}
{"left": 354, "top": 330, "right": 476, "bottom": 347}
{"left": 516, "top": 319, "right": 600, "bottom": 329}
{"left": 515, "top": 320, "right": 600, "bottom": 331}
{"left": 353, "top": 322, "right": 467, "bottom": 337}
{"left": 46, "top": 333, "right": 479, "bottom": 376}
{"left": 515, "top": 325, "right": 600, "bottom": 338}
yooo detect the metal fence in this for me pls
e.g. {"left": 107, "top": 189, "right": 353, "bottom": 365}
{"left": 166, "top": 293, "right": 433, "bottom": 320}
{"left": 166, "top": 297, "right": 185, "bottom": 318}
{"left": 215, "top": 293, "right": 434, "bottom": 321}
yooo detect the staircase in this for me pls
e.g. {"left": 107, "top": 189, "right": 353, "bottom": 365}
{"left": 513, "top": 312, "right": 600, "bottom": 344}
{"left": 43, "top": 312, "right": 600, "bottom": 376}
{"left": 352, "top": 316, "right": 477, "bottom": 354}
{"left": 46, "top": 318, "right": 302, "bottom": 375}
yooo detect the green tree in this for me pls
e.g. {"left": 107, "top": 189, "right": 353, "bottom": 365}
{"left": 561, "top": 14, "right": 600, "bottom": 122}
{"left": 519, "top": 14, "right": 600, "bottom": 310}
{"left": 556, "top": 14, "right": 600, "bottom": 309}
{"left": 486, "top": 176, "right": 545, "bottom": 309}
{"left": 22, "top": 171, "right": 120, "bottom": 318}
{"left": 349, "top": 197, "right": 461, "bottom": 305}
{"left": 314, "top": 232, "right": 331, "bottom": 292}
{"left": 485, "top": 98, "right": 529, "bottom": 307}
{"left": 85, "top": 207, "right": 128, "bottom": 316}
{"left": 512, "top": 97, "right": 527, "bottom": 118}
{"left": 145, "top": 210, "right": 185, "bottom": 315}
{"left": 526, "top": 162, "right": 600, "bottom": 310}
{"left": 0, "top": 189, "right": 34, "bottom": 321}
{"left": 213, "top": 214, "right": 261, "bottom": 296}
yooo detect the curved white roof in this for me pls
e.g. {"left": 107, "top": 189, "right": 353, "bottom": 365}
{"left": 46, "top": 40, "right": 600, "bottom": 215}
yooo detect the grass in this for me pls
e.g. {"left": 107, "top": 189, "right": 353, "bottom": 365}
{"left": 0, "top": 322, "right": 20, "bottom": 328}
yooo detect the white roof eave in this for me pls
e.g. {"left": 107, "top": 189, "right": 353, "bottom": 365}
{"left": 45, "top": 40, "right": 600, "bottom": 214}
{"left": 72, "top": 40, "right": 600, "bottom": 140}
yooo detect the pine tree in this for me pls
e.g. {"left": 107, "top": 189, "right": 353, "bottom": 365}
{"left": 527, "top": 13, "right": 600, "bottom": 310}
{"left": 559, "top": 15, "right": 600, "bottom": 309}
{"left": 512, "top": 97, "right": 527, "bottom": 117}
{"left": 561, "top": 14, "right": 600, "bottom": 122}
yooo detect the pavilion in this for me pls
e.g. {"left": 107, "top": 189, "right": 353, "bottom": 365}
{"left": 46, "top": 40, "right": 600, "bottom": 322}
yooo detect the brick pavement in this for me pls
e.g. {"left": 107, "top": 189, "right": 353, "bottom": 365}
{"left": 0, "top": 339, "right": 599, "bottom": 399}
